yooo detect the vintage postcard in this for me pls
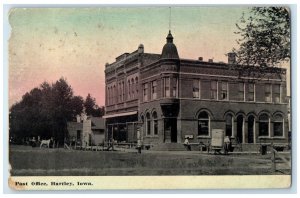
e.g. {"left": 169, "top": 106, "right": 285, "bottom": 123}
{"left": 7, "top": 6, "right": 292, "bottom": 190}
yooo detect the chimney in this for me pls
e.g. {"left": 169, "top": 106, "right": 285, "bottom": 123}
{"left": 208, "top": 59, "right": 213, "bottom": 63}
{"left": 138, "top": 44, "right": 144, "bottom": 54}
{"left": 228, "top": 52, "right": 236, "bottom": 64}
{"left": 198, "top": 57, "right": 203, "bottom": 61}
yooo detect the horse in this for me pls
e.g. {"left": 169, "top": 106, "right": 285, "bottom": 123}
{"left": 40, "top": 139, "right": 51, "bottom": 148}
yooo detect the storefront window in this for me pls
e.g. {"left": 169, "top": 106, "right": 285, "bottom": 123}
{"left": 198, "top": 111, "right": 209, "bottom": 136}
{"left": 153, "top": 111, "right": 158, "bottom": 135}
{"left": 259, "top": 114, "right": 269, "bottom": 136}
{"left": 146, "top": 113, "right": 151, "bottom": 136}
{"left": 273, "top": 114, "right": 284, "bottom": 137}
{"left": 225, "top": 114, "right": 233, "bottom": 136}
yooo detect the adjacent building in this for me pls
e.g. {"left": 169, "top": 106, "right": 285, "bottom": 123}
{"left": 104, "top": 31, "right": 289, "bottom": 148}
{"left": 67, "top": 115, "right": 105, "bottom": 146}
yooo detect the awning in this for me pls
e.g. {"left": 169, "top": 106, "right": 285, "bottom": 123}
{"left": 103, "top": 111, "right": 138, "bottom": 119}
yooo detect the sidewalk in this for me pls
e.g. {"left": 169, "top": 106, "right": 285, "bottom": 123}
{"left": 113, "top": 147, "right": 291, "bottom": 157}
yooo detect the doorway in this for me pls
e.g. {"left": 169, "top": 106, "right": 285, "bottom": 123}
{"left": 164, "top": 118, "right": 177, "bottom": 143}
{"left": 248, "top": 116, "right": 255, "bottom": 143}
{"left": 237, "top": 115, "right": 244, "bottom": 143}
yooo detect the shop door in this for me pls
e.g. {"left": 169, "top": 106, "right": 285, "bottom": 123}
{"left": 164, "top": 118, "right": 177, "bottom": 143}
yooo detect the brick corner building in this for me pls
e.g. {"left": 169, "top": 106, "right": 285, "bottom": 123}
{"left": 104, "top": 31, "right": 289, "bottom": 150}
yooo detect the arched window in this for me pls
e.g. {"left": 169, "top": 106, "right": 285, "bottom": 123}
{"left": 109, "top": 86, "right": 112, "bottom": 105}
{"left": 118, "top": 82, "right": 122, "bottom": 102}
{"left": 273, "top": 114, "right": 284, "bottom": 137}
{"left": 135, "top": 77, "right": 139, "bottom": 96}
{"left": 153, "top": 111, "right": 158, "bottom": 135}
{"left": 113, "top": 85, "right": 116, "bottom": 104}
{"left": 122, "top": 81, "right": 125, "bottom": 101}
{"left": 225, "top": 114, "right": 233, "bottom": 137}
{"left": 259, "top": 114, "right": 269, "bottom": 136}
{"left": 128, "top": 80, "right": 131, "bottom": 100}
{"left": 107, "top": 87, "right": 110, "bottom": 105}
{"left": 198, "top": 111, "right": 210, "bottom": 136}
{"left": 131, "top": 78, "right": 135, "bottom": 99}
{"left": 146, "top": 113, "right": 151, "bottom": 136}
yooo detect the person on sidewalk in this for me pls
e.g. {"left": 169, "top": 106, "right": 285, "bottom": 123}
{"left": 136, "top": 127, "right": 142, "bottom": 154}
{"left": 184, "top": 137, "right": 191, "bottom": 151}
{"left": 224, "top": 136, "right": 231, "bottom": 155}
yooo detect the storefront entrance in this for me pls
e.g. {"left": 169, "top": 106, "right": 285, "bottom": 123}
{"left": 164, "top": 118, "right": 177, "bottom": 143}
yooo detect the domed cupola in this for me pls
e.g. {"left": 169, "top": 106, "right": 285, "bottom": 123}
{"left": 161, "top": 31, "right": 179, "bottom": 59}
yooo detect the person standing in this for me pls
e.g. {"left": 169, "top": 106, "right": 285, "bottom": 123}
{"left": 184, "top": 137, "right": 191, "bottom": 151}
{"left": 137, "top": 127, "right": 142, "bottom": 154}
{"left": 224, "top": 136, "right": 231, "bottom": 155}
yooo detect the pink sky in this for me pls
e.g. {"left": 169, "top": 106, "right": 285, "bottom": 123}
{"left": 8, "top": 7, "right": 290, "bottom": 107}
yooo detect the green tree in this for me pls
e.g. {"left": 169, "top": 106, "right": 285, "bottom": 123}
{"left": 84, "top": 93, "right": 104, "bottom": 117}
{"left": 84, "top": 93, "right": 97, "bottom": 116}
{"left": 9, "top": 77, "right": 84, "bottom": 145}
{"left": 233, "top": 7, "right": 290, "bottom": 67}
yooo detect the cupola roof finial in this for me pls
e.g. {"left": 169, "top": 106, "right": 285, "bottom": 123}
{"left": 166, "top": 30, "right": 174, "bottom": 43}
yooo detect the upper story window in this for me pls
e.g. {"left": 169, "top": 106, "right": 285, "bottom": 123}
{"left": 265, "top": 84, "right": 271, "bottom": 102}
{"left": 128, "top": 80, "right": 131, "bottom": 100}
{"left": 172, "top": 78, "right": 178, "bottom": 98}
{"left": 135, "top": 77, "right": 139, "bottom": 96}
{"left": 151, "top": 80, "right": 157, "bottom": 100}
{"left": 131, "top": 79, "right": 135, "bottom": 99}
{"left": 164, "top": 77, "right": 170, "bottom": 97}
{"left": 238, "top": 82, "right": 244, "bottom": 101}
{"left": 220, "top": 82, "right": 228, "bottom": 100}
{"left": 210, "top": 81, "right": 217, "bottom": 99}
{"left": 122, "top": 81, "right": 125, "bottom": 102}
{"left": 247, "top": 83, "right": 255, "bottom": 101}
{"left": 273, "top": 84, "right": 281, "bottom": 103}
{"left": 108, "top": 87, "right": 113, "bottom": 105}
{"left": 113, "top": 85, "right": 116, "bottom": 104}
{"left": 193, "top": 79, "right": 200, "bottom": 98}
{"left": 107, "top": 87, "right": 110, "bottom": 105}
{"left": 118, "top": 82, "right": 122, "bottom": 103}
{"left": 143, "top": 83, "right": 149, "bottom": 102}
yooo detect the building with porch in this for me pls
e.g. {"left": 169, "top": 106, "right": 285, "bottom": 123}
{"left": 104, "top": 31, "right": 289, "bottom": 149}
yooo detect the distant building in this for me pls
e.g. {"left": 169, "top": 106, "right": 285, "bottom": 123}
{"left": 104, "top": 31, "right": 289, "bottom": 148}
{"left": 67, "top": 115, "right": 105, "bottom": 146}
